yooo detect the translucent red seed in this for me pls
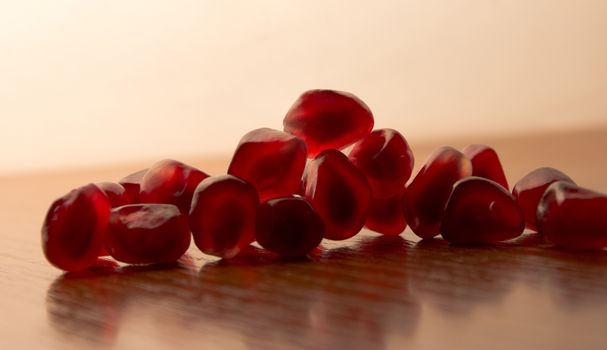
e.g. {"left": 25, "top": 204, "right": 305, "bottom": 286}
{"left": 140, "top": 159, "right": 209, "bottom": 214}
{"left": 512, "top": 167, "right": 575, "bottom": 232}
{"left": 283, "top": 89, "right": 374, "bottom": 157}
{"left": 227, "top": 128, "right": 307, "bottom": 201}
{"left": 404, "top": 146, "right": 472, "bottom": 239}
{"left": 463, "top": 144, "right": 509, "bottom": 190}
{"left": 118, "top": 168, "right": 148, "bottom": 204}
{"left": 189, "top": 175, "right": 259, "bottom": 258}
{"left": 96, "top": 182, "right": 130, "bottom": 207}
{"left": 42, "top": 184, "right": 111, "bottom": 271}
{"left": 256, "top": 197, "right": 324, "bottom": 257}
{"left": 349, "top": 128, "right": 414, "bottom": 198}
{"left": 364, "top": 189, "right": 407, "bottom": 235}
{"left": 303, "top": 149, "right": 371, "bottom": 240}
{"left": 537, "top": 181, "right": 607, "bottom": 250}
{"left": 441, "top": 177, "right": 525, "bottom": 244}
{"left": 106, "top": 204, "right": 191, "bottom": 264}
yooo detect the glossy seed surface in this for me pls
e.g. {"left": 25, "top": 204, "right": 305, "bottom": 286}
{"left": 189, "top": 175, "right": 259, "bottom": 259}
{"left": 404, "top": 146, "right": 472, "bottom": 239}
{"left": 228, "top": 128, "right": 307, "bottom": 201}
{"left": 512, "top": 167, "right": 575, "bottom": 231}
{"left": 42, "top": 184, "right": 111, "bottom": 271}
{"left": 537, "top": 181, "right": 607, "bottom": 250}
{"left": 106, "top": 204, "right": 191, "bottom": 264}
{"left": 284, "top": 89, "right": 374, "bottom": 157}
{"left": 441, "top": 177, "right": 525, "bottom": 244}
{"left": 349, "top": 128, "right": 414, "bottom": 198}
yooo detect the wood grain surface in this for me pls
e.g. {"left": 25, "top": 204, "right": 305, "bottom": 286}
{"left": 1, "top": 127, "right": 606, "bottom": 350}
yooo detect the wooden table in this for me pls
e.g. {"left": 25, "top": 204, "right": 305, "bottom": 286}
{"left": 2, "top": 127, "right": 606, "bottom": 349}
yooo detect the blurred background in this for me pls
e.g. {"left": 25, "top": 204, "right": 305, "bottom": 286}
{"left": 1, "top": 0, "right": 606, "bottom": 175}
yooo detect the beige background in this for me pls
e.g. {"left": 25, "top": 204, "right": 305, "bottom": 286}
{"left": 1, "top": 0, "right": 606, "bottom": 174}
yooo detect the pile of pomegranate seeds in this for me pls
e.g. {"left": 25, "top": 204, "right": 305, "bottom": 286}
{"left": 41, "top": 89, "right": 607, "bottom": 272}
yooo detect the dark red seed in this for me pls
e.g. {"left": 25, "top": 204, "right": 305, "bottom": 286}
{"left": 96, "top": 182, "right": 130, "bottom": 207}
{"left": 140, "top": 159, "right": 209, "bottom": 214}
{"left": 118, "top": 168, "right": 148, "bottom": 204}
{"left": 42, "top": 184, "right": 111, "bottom": 271}
{"left": 463, "top": 144, "right": 509, "bottom": 190}
{"left": 303, "top": 149, "right": 371, "bottom": 240}
{"left": 283, "top": 89, "right": 374, "bottom": 157}
{"left": 537, "top": 181, "right": 607, "bottom": 250}
{"left": 512, "top": 167, "right": 575, "bottom": 232}
{"left": 189, "top": 175, "right": 259, "bottom": 258}
{"left": 256, "top": 197, "right": 324, "bottom": 257}
{"left": 404, "top": 146, "right": 472, "bottom": 239}
{"left": 441, "top": 177, "right": 525, "bottom": 244}
{"left": 365, "top": 189, "right": 407, "bottom": 235}
{"left": 106, "top": 204, "right": 191, "bottom": 264}
{"left": 227, "top": 128, "right": 307, "bottom": 201}
{"left": 349, "top": 128, "right": 414, "bottom": 198}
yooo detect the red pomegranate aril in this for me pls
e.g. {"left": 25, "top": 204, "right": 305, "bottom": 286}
{"left": 365, "top": 189, "right": 407, "bottom": 235}
{"left": 140, "top": 159, "right": 209, "bottom": 214}
{"left": 106, "top": 204, "right": 191, "bottom": 264}
{"left": 349, "top": 128, "right": 414, "bottom": 198}
{"left": 537, "top": 181, "right": 607, "bottom": 250}
{"left": 441, "top": 177, "right": 525, "bottom": 244}
{"left": 118, "top": 168, "right": 148, "bottom": 204}
{"left": 96, "top": 182, "right": 130, "bottom": 208}
{"left": 512, "top": 167, "right": 575, "bottom": 232}
{"left": 463, "top": 144, "right": 509, "bottom": 190}
{"left": 303, "top": 149, "right": 371, "bottom": 240}
{"left": 283, "top": 89, "right": 374, "bottom": 157}
{"left": 404, "top": 146, "right": 472, "bottom": 239}
{"left": 256, "top": 197, "right": 324, "bottom": 257}
{"left": 227, "top": 128, "right": 307, "bottom": 201}
{"left": 189, "top": 175, "right": 259, "bottom": 258}
{"left": 42, "top": 184, "right": 111, "bottom": 271}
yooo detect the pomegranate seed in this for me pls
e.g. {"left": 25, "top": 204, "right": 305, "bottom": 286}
{"left": 283, "top": 89, "right": 374, "bottom": 157}
{"left": 537, "top": 181, "right": 607, "bottom": 250}
{"left": 42, "top": 184, "right": 111, "bottom": 271}
{"left": 349, "top": 128, "right": 414, "bottom": 198}
{"left": 118, "top": 168, "right": 148, "bottom": 204}
{"left": 404, "top": 146, "right": 472, "bottom": 239}
{"left": 189, "top": 175, "right": 259, "bottom": 258}
{"left": 441, "top": 177, "right": 525, "bottom": 244}
{"left": 303, "top": 149, "right": 371, "bottom": 240}
{"left": 106, "top": 204, "right": 191, "bottom": 264}
{"left": 512, "top": 167, "right": 575, "bottom": 232}
{"left": 463, "top": 144, "right": 509, "bottom": 189}
{"left": 96, "top": 182, "right": 130, "bottom": 207}
{"left": 256, "top": 197, "right": 324, "bottom": 257}
{"left": 365, "top": 189, "right": 407, "bottom": 235}
{"left": 140, "top": 159, "right": 209, "bottom": 214}
{"left": 227, "top": 128, "right": 307, "bottom": 201}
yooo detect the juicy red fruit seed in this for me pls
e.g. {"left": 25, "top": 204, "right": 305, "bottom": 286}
{"left": 189, "top": 175, "right": 259, "bottom": 259}
{"left": 256, "top": 197, "right": 324, "bottom": 257}
{"left": 441, "top": 177, "right": 525, "bottom": 244}
{"left": 349, "top": 128, "right": 414, "bottom": 198}
{"left": 512, "top": 167, "right": 575, "bottom": 232}
{"left": 463, "top": 144, "right": 509, "bottom": 190}
{"left": 119, "top": 168, "right": 148, "bottom": 204}
{"left": 365, "top": 189, "right": 407, "bottom": 235}
{"left": 96, "top": 182, "right": 130, "bottom": 207}
{"left": 404, "top": 146, "right": 472, "bottom": 239}
{"left": 140, "top": 159, "right": 209, "bottom": 214}
{"left": 106, "top": 204, "right": 191, "bottom": 264}
{"left": 537, "top": 181, "right": 607, "bottom": 250}
{"left": 283, "top": 89, "right": 374, "bottom": 157}
{"left": 42, "top": 184, "right": 111, "bottom": 271}
{"left": 303, "top": 149, "right": 371, "bottom": 240}
{"left": 227, "top": 128, "right": 307, "bottom": 201}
